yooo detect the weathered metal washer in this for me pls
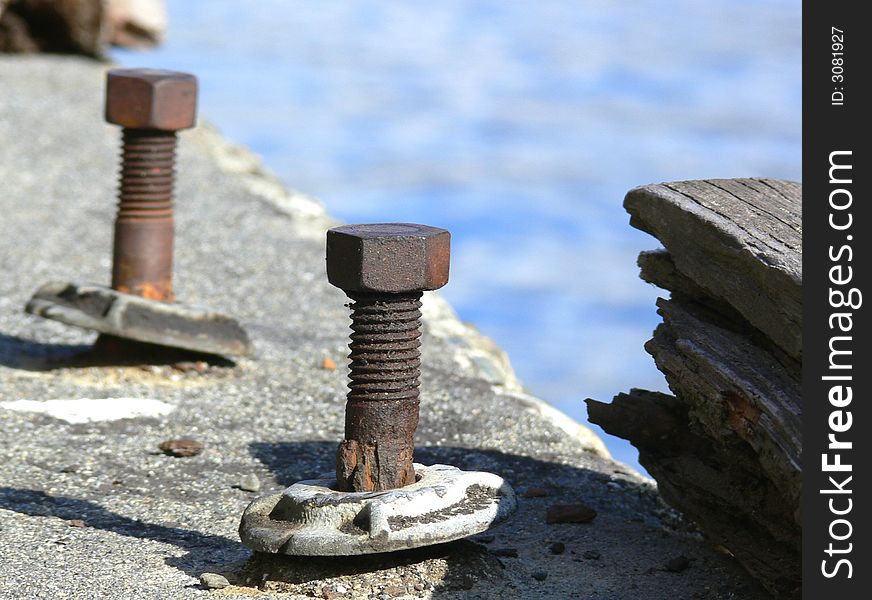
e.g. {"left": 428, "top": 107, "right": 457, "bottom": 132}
{"left": 26, "top": 281, "right": 252, "bottom": 357}
{"left": 239, "top": 463, "right": 517, "bottom": 555}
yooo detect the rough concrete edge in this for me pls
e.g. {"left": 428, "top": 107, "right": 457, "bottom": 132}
{"left": 421, "top": 295, "right": 611, "bottom": 459}
{"left": 188, "top": 122, "right": 338, "bottom": 238}
{"left": 188, "top": 120, "right": 611, "bottom": 461}
{"left": 502, "top": 388, "right": 612, "bottom": 459}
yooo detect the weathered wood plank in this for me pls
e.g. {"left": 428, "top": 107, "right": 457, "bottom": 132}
{"left": 589, "top": 179, "right": 803, "bottom": 598}
{"left": 648, "top": 298, "right": 801, "bottom": 507}
{"left": 638, "top": 248, "right": 801, "bottom": 378}
{"left": 589, "top": 293, "right": 802, "bottom": 597}
{"left": 625, "top": 178, "right": 801, "bottom": 358}
{"left": 587, "top": 389, "right": 801, "bottom": 598}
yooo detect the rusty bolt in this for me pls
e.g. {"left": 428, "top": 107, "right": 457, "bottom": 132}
{"left": 105, "top": 68, "right": 198, "bottom": 302}
{"left": 327, "top": 223, "right": 450, "bottom": 492}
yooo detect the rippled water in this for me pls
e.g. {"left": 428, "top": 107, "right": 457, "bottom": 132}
{"left": 115, "top": 0, "right": 801, "bottom": 471}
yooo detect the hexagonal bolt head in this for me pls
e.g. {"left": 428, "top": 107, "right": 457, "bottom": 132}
{"left": 105, "top": 68, "right": 198, "bottom": 131}
{"left": 327, "top": 223, "right": 450, "bottom": 294}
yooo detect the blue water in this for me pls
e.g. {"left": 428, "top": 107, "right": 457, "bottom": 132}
{"left": 114, "top": 0, "right": 801, "bottom": 472}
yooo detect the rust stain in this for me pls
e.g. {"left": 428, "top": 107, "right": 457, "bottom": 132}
{"left": 723, "top": 391, "right": 761, "bottom": 444}
{"left": 137, "top": 282, "right": 173, "bottom": 302}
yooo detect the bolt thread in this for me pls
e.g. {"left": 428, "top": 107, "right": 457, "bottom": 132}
{"left": 110, "top": 128, "right": 177, "bottom": 300}
{"left": 346, "top": 292, "right": 422, "bottom": 402}
{"left": 117, "top": 129, "right": 177, "bottom": 220}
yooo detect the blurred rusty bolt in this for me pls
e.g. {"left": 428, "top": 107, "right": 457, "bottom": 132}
{"left": 105, "top": 68, "right": 198, "bottom": 303}
{"left": 327, "top": 223, "right": 450, "bottom": 492}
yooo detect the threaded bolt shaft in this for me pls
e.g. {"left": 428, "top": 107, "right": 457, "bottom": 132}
{"left": 111, "top": 129, "right": 177, "bottom": 301}
{"left": 337, "top": 292, "right": 423, "bottom": 491}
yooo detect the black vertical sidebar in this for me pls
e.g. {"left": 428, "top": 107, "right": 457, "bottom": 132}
{"left": 802, "top": 1, "right": 869, "bottom": 598}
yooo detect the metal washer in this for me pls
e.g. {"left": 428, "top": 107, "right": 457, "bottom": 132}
{"left": 25, "top": 281, "right": 252, "bottom": 356}
{"left": 239, "top": 463, "right": 517, "bottom": 555}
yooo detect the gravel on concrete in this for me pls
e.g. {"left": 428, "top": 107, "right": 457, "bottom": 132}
{"left": 0, "top": 55, "right": 767, "bottom": 600}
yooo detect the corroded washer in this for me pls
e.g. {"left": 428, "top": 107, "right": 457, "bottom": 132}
{"left": 25, "top": 281, "right": 252, "bottom": 356}
{"left": 239, "top": 463, "right": 516, "bottom": 555}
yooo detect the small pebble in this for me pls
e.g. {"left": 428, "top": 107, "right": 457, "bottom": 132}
{"left": 549, "top": 541, "right": 565, "bottom": 555}
{"left": 582, "top": 550, "right": 601, "bottom": 560}
{"left": 546, "top": 503, "right": 597, "bottom": 524}
{"left": 491, "top": 548, "right": 519, "bottom": 558}
{"left": 319, "top": 586, "right": 344, "bottom": 599}
{"left": 238, "top": 473, "right": 261, "bottom": 493}
{"left": 199, "top": 573, "right": 230, "bottom": 589}
{"left": 322, "top": 357, "right": 337, "bottom": 370}
{"left": 173, "top": 361, "right": 209, "bottom": 374}
{"left": 67, "top": 519, "right": 86, "bottom": 528}
{"left": 159, "top": 439, "right": 203, "bottom": 457}
{"left": 665, "top": 555, "right": 691, "bottom": 573}
{"left": 382, "top": 585, "right": 407, "bottom": 597}
{"left": 413, "top": 583, "right": 425, "bottom": 591}
{"left": 531, "top": 571, "right": 548, "bottom": 582}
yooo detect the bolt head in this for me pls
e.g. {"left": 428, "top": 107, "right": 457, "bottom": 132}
{"left": 105, "top": 68, "right": 198, "bottom": 131}
{"left": 327, "top": 224, "right": 450, "bottom": 294}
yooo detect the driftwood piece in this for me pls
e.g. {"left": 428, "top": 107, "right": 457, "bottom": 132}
{"left": 625, "top": 178, "right": 801, "bottom": 359}
{"left": 588, "top": 178, "right": 802, "bottom": 598}
{"left": 648, "top": 298, "right": 801, "bottom": 504}
{"left": 587, "top": 390, "right": 800, "bottom": 597}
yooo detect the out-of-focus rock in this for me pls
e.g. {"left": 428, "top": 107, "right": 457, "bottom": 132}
{"left": 105, "top": 0, "right": 166, "bottom": 48}
{"left": 0, "top": 0, "right": 165, "bottom": 55}
{"left": 0, "top": 0, "right": 104, "bottom": 55}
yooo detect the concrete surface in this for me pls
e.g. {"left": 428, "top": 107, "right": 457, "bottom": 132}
{"left": 0, "top": 55, "right": 766, "bottom": 599}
